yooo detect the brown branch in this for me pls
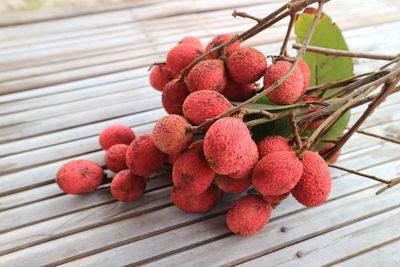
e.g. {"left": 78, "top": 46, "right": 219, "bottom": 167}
{"left": 232, "top": 10, "right": 261, "bottom": 22}
{"left": 376, "top": 178, "right": 400, "bottom": 195}
{"left": 356, "top": 130, "right": 400, "bottom": 145}
{"left": 289, "top": 113, "right": 303, "bottom": 153}
{"left": 241, "top": 109, "right": 275, "bottom": 118}
{"left": 349, "top": 86, "right": 400, "bottom": 109}
{"left": 293, "top": 43, "right": 399, "bottom": 61}
{"left": 280, "top": 13, "right": 296, "bottom": 56}
{"left": 191, "top": 1, "right": 326, "bottom": 133}
{"left": 328, "top": 164, "right": 390, "bottom": 184}
{"left": 324, "top": 70, "right": 400, "bottom": 161}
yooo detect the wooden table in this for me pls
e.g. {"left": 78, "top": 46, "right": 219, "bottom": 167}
{"left": 0, "top": 0, "right": 399, "bottom": 266}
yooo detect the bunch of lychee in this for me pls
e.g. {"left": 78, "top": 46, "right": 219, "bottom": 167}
{"left": 55, "top": 34, "right": 340, "bottom": 236}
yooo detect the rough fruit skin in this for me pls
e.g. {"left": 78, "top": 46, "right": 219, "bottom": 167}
{"left": 204, "top": 117, "right": 252, "bottom": 175}
{"left": 298, "top": 59, "right": 311, "bottom": 94}
{"left": 215, "top": 175, "right": 251, "bottom": 193}
{"left": 166, "top": 44, "right": 204, "bottom": 76}
{"left": 227, "top": 48, "right": 267, "bottom": 84}
{"left": 252, "top": 151, "right": 303, "bottom": 196}
{"left": 126, "top": 134, "right": 165, "bottom": 176}
{"left": 183, "top": 90, "right": 232, "bottom": 125}
{"left": 179, "top": 36, "right": 202, "bottom": 48}
{"left": 185, "top": 59, "right": 227, "bottom": 93}
{"left": 152, "top": 115, "right": 193, "bottom": 154}
{"left": 56, "top": 160, "right": 104, "bottom": 195}
{"left": 99, "top": 125, "right": 136, "bottom": 150}
{"left": 206, "top": 34, "right": 240, "bottom": 59}
{"left": 149, "top": 63, "right": 173, "bottom": 91}
{"left": 167, "top": 152, "right": 182, "bottom": 165}
{"left": 171, "top": 184, "right": 221, "bottom": 213}
{"left": 262, "top": 192, "right": 290, "bottom": 204}
{"left": 264, "top": 61, "right": 304, "bottom": 105}
{"left": 319, "top": 144, "right": 341, "bottom": 164}
{"left": 292, "top": 151, "right": 332, "bottom": 207}
{"left": 110, "top": 170, "right": 146, "bottom": 201}
{"left": 173, "top": 145, "right": 215, "bottom": 195}
{"left": 229, "top": 139, "right": 258, "bottom": 179}
{"left": 162, "top": 79, "right": 190, "bottom": 115}
{"left": 222, "top": 82, "right": 254, "bottom": 101}
{"left": 188, "top": 140, "right": 204, "bottom": 149}
{"left": 257, "top": 135, "right": 291, "bottom": 159}
{"left": 226, "top": 195, "right": 272, "bottom": 236}
{"left": 104, "top": 144, "right": 128, "bottom": 173}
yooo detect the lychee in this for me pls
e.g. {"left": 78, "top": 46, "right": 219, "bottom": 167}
{"left": 205, "top": 34, "right": 240, "bottom": 59}
{"left": 298, "top": 59, "right": 311, "bottom": 94}
{"left": 319, "top": 144, "right": 341, "bottom": 164}
{"left": 252, "top": 151, "right": 303, "bottom": 196}
{"left": 262, "top": 192, "right": 290, "bottom": 204}
{"left": 183, "top": 90, "right": 232, "bottom": 126}
{"left": 215, "top": 175, "right": 251, "bottom": 193}
{"left": 222, "top": 82, "right": 255, "bottom": 101}
{"left": 166, "top": 44, "right": 204, "bottom": 77}
{"left": 104, "top": 144, "right": 128, "bottom": 173}
{"left": 167, "top": 152, "right": 182, "bottom": 165}
{"left": 99, "top": 125, "right": 136, "bottom": 150}
{"left": 171, "top": 184, "right": 221, "bottom": 213}
{"left": 126, "top": 134, "right": 165, "bottom": 176}
{"left": 188, "top": 139, "right": 204, "bottom": 149}
{"left": 162, "top": 79, "right": 190, "bottom": 115}
{"left": 292, "top": 151, "right": 332, "bottom": 207}
{"left": 172, "top": 145, "right": 215, "bottom": 195}
{"left": 110, "top": 169, "right": 146, "bottom": 201}
{"left": 257, "top": 135, "right": 291, "bottom": 159}
{"left": 185, "top": 59, "right": 227, "bottom": 93}
{"left": 149, "top": 63, "right": 173, "bottom": 91}
{"left": 264, "top": 61, "right": 304, "bottom": 105}
{"left": 56, "top": 159, "right": 104, "bottom": 194}
{"left": 152, "top": 115, "right": 193, "bottom": 154}
{"left": 227, "top": 48, "right": 267, "bottom": 84}
{"left": 226, "top": 195, "right": 272, "bottom": 236}
{"left": 179, "top": 36, "right": 202, "bottom": 48}
{"left": 229, "top": 139, "right": 258, "bottom": 179}
{"left": 204, "top": 117, "right": 252, "bottom": 175}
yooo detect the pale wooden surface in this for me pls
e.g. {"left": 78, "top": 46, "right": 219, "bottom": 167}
{"left": 0, "top": 0, "right": 400, "bottom": 266}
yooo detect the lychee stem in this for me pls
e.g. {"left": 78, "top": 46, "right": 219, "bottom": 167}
{"left": 289, "top": 113, "right": 303, "bottom": 156}
{"left": 328, "top": 164, "right": 390, "bottom": 184}
{"left": 280, "top": 13, "right": 296, "bottom": 57}
{"left": 232, "top": 10, "right": 261, "bottom": 22}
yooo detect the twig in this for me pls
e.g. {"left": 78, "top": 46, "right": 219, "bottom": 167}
{"left": 328, "top": 164, "right": 390, "bottom": 184}
{"left": 191, "top": 1, "right": 326, "bottom": 132}
{"left": 289, "top": 113, "right": 303, "bottom": 153}
{"left": 349, "top": 86, "right": 400, "bottom": 109}
{"left": 324, "top": 70, "right": 400, "bottom": 161}
{"left": 241, "top": 109, "right": 275, "bottom": 118}
{"left": 376, "top": 178, "right": 400, "bottom": 195}
{"left": 280, "top": 13, "right": 296, "bottom": 56}
{"left": 232, "top": 10, "right": 261, "bottom": 22}
{"left": 292, "top": 43, "right": 399, "bottom": 60}
{"left": 356, "top": 130, "right": 400, "bottom": 145}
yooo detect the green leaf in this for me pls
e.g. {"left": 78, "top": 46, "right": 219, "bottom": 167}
{"left": 294, "top": 8, "right": 354, "bottom": 96}
{"left": 251, "top": 117, "right": 292, "bottom": 142}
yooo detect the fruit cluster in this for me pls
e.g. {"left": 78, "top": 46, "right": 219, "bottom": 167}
{"left": 56, "top": 34, "right": 340, "bottom": 236}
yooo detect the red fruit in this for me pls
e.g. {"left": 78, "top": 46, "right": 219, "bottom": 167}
{"left": 179, "top": 36, "right": 202, "bottom": 48}
{"left": 171, "top": 184, "right": 221, "bottom": 213}
{"left": 227, "top": 48, "right": 267, "bottom": 84}
{"left": 110, "top": 169, "right": 146, "bottom": 201}
{"left": 226, "top": 195, "right": 272, "bottom": 236}
{"left": 167, "top": 152, "right": 182, "bottom": 165}
{"left": 166, "top": 44, "right": 204, "bottom": 77}
{"left": 215, "top": 175, "right": 251, "bottom": 193}
{"left": 252, "top": 151, "right": 303, "bottom": 196}
{"left": 319, "top": 144, "right": 341, "bottom": 164}
{"left": 183, "top": 90, "right": 232, "bottom": 125}
{"left": 264, "top": 61, "right": 304, "bottom": 105}
{"left": 205, "top": 34, "right": 240, "bottom": 59}
{"left": 262, "top": 192, "right": 290, "bottom": 204}
{"left": 126, "top": 134, "right": 165, "bottom": 176}
{"left": 222, "top": 82, "right": 255, "bottom": 101}
{"left": 292, "top": 151, "right": 332, "bottom": 207}
{"left": 229, "top": 139, "right": 258, "bottom": 179}
{"left": 104, "top": 144, "right": 128, "bottom": 173}
{"left": 298, "top": 59, "right": 311, "bottom": 94}
{"left": 185, "top": 59, "right": 227, "bottom": 92}
{"left": 172, "top": 145, "right": 215, "bottom": 195}
{"left": 188, "top": 139, "right": 204, "bottom": 149}
{"left": 162, "top": 79, "right": 190, "bottom": 115}
{"left": 204, "top": 117, "right": 252, "bottom": 175}
{"left": 152, "top": 115, "right": 193, "bottom": 154}
{"left": 99, "top": 125, "right": 136, "bottom": 150}
{"left": 149, "top": 63, "right": 173, "bottom": 91}
{"left": 257, "top": 135, "right": 291, "bottom": 159}
{"left": 56, "top": 160, "right": 104, "bottom": 195}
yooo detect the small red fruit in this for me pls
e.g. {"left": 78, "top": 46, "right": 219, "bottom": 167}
{"left": 171, "top": 184, "right": 221, "bottom": 213}
{"left": 110, "top": 170, "right": 146, "bottom": 201}
{"left": 227, "top": 48, "right": 267, "bottom": 84}
{"left": 221, "top": 82, "right": 255, "bottom": 101}
{"left": 205, "top": 34, "right": 240, "bottom": 59}
{"left": 99, "top": 125, "right": 136, "bottom": 150}
{"left": 215, "top": 175, "right": 251, "bottom": 193}
{"left": 149, "top": 63, "right": 173, "bottom": 91}
{"left": 104, "top": 144, "right": 128, "bottom": 173}
{"left": 166, "top": 44, "right": 204, "bottom": 77}
{"left": 185, "top": 59, "right": 228, "bottom": 93}
{"left": 162, "top": 79, "right": 190, "bottom": 115}
{"left": 257, "top": 135, "right": 291, "bottom": 159}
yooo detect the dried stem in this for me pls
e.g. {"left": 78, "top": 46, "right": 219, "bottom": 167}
{"left": 232, "top": 10, "right": 261, "bottom": 22}
{"left": 280, "top": 13, "right": 296, "bottom": 56}
{"left": 289, "top": 113, "right": 303, "bottom": 153}
{"left": 376, "top": 178, "right": 400, "bottom": 195}
{"left": 356, "top": 130, "right": 400, "bottom": 145}
{"left": 328, "top": 164, "right": 390, "bottom": 184}
{"left": 292, "top": 43, "right": 399, "bottom": 60}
